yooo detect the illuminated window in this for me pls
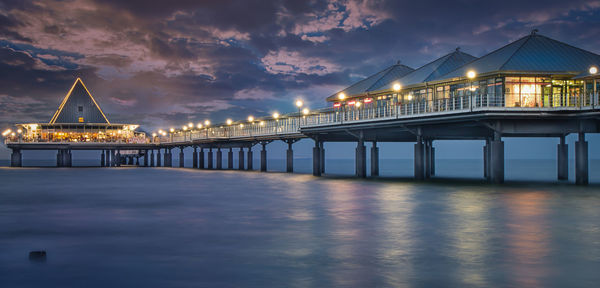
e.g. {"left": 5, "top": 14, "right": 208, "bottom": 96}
{"left": 78, "top": 117, "right": 84, "bottom": 123}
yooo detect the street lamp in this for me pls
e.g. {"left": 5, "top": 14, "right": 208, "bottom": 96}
{"left": 295, "top": 100, "right": 303, "bottom": 108}
{"left": 338, "top": 92, "right": 346, "bottom": 100}
{"left": 590, "top": 66, "right": 598, "bottom": 75}
{"left": 273, "top": 112, "right": 279, "bottom": 119}
{"left": 393, "top": 83, "right": 401, "bottom": 92}
{"left": 187, "top": 122, "right": 193, "bottom": 128}
{"left": 248, "top": 116, "right": 254, "bottom": 122}
{"left": 591, "top": 66, "right": 598, "bottom": 106}
{"left": 226, "top": 119, "right": 232, "bottom": 125}
{"left": 466, "top": 70, "right": 477, "bottom": 109}
{"left": 467, "top": 70, "right": 476, "bottom": 79}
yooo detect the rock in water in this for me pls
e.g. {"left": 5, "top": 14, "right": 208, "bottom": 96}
{"left": 29, "top": 251, "right": 46, "bottom": 262}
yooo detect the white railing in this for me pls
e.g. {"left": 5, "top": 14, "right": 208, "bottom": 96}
{"left": 5, "top": 93, "right": 599, "bottom": 145}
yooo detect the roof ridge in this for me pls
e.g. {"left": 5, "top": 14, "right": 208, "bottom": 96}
{"left": 422, "top": 51, "right": 457, "bottom": 81}
{"left": 365, "top": 63, "right": 406, "bottom": 91}
{"left": 536, "top": 33, "right": 600, "bottom": 58}
{"left": 49, "top": 78, "right": 110, "bottom": 124}
{"left": 498, "top": 34, "right": 534, "bottom": 71}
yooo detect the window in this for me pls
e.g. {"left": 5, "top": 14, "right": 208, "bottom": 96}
{"left": 78, "top": 106, "right": 83, "bottom": 112}
{"left": 78, "top": 117, "right": 84, "bottom": 123}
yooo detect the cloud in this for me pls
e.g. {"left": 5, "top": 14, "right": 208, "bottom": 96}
{"left": 261, "top": 49, "right": 340, "bottom": 76}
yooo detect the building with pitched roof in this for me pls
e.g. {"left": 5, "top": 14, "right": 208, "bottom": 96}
{"left": 15, "top": 78, "right": 144, "bottom": 143}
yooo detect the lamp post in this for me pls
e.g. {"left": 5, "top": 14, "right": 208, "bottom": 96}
{"left": 467, "top": 70, "right": 477, "bottom": 110}
{"left": 393, "top": 83, "right": 401, "bottom": 117}
{"left": 204, "top": 120, "right": 210, "bottom": 139}
{"left": 590, "top": 66, "right": 598, "bottom": 106}
{"left": 338, "top": 92, "right": 346, "bottom": 123}
{"left": 295, "top": 100, "right": 303, "bottom": 128}
{"left": 226, "top": 119, "right": 232, "bottom": 137}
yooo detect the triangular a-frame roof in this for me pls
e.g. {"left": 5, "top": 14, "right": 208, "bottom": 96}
{"left": 326, "top": 62, "right": 414, "bottom": 101}
{"left": 367, "top": 49, "right": 477, "bottom": 91}
{"left": 438, "top": 32, "right": 600, "bottom": 81}
{"left": 49, "top": 78, "right": 110, "bottom": 124}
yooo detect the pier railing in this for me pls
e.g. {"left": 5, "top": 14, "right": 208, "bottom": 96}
{"left": 5, "top": 93, "right": 599, "bottom": 145}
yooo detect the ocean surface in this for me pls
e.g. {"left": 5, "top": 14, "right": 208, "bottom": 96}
{"left": 1, "top": 159, "right": 600, "bottom": 287}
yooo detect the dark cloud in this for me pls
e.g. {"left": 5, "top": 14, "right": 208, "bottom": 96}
{"left": 1, "top": 0, "right": 599, "bottom": 135}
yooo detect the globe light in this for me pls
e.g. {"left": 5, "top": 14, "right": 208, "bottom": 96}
{"left": 407, "top": 95, "right": 413, "bottom": 101}
{"left": 17, "top": 129, "right": 22, "bottom": 134}
{"left": 182, "top": 126, "right": 187, "bottom": 131}
{"left": 248, "top": 116, "right": 254, "bottom": 122}
{"left": 273, "top": 112, "right": 279, "bottom": 119}
{"left": 338, "top": 93, "right": 346, "bottom": 100}
{"left": 152, "top": 133, "right": 157, "bottom": 137}
{"left": 466, "top": 70, "right": 476, "bottom": 79}
{"left": 239, "top": 123, "right": 244, "bottom": 128}
{"left": 356, "top": 102, "right": 361, "bottom": 108}
{"left": 187, "top": 122, "right": 193, "bottom": 128}
{"left": 590, "top": 66, "right": 598, "bottom": 75}
{"left": 226, "top": 119, "right": 233, "bottom": 125}
{"left": 204, "top": 120, "right": 210, "bottom": 126}
{"left": 170, "top": 128, "right": 175, "bottom": 133}
{"left": 302, "top": 108, "right": 309, "bottom": 115}
{"left": 393, "top": 83, "right": 401, "bottom": 91}
{"left": 295, "top": 100, "right": 303, "bottom": 108}
{"left": 197, "top": 123, "right": 203, "bottom": 128}
{"left": 260, "top": 121, "right": 265, "bottom": 126}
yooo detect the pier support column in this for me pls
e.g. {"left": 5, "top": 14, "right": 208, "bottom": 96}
{"left": 156, "top": 149, "right": 162, "bottom": 167}
{"left": 260, "top": 143, "right": 267, "bottom": 172}
{"left": 239, "top": 148, "right": 245, "bottom": 170}
{"left": 105, "top": 150, "right": 110, "bottom": 167}
{"left": 208, "top": 148, "right": 214, "bottom": 169}
{"left": 135, "top": 156, "right": 140, "bottom": 166}
{"left": 116, "top": 151, "right": 121, "bottom": 167}
{"left": 286, "top": 141, "right": 294, "bottom": 173}
{"left": 57, "top": 149, "right": 63, "bottom": 167}
{"left": 371, "top": 141, "right": 379, "bottom": 177}
{"left": 557, "top": 136, "right": 568, "bottom": 180}
{"left": 199, "top": 148, "right": 204, "bottom": 169}
{"left": 111, "top": 150, "right": 116, "bottom": 167}
{"left": 414, "top": 137, "right": 425, "bottom": 180}
{"left": 247, "top": 148, "right": 253, "bottom": 170}
{"left": 228, "top": 148, "right": 233, "bottom": 169}
{"left": 10, "top": 149, "right": 22, "bottom": 167}
{"left": 192, "top": 146, "right": 198, "bottom": 168}
{"left": 431, "top": 145, "right": 436, "bottom": 176}
{"left": 356, "top": 136, "right": 366, "bottom": 178}
{"left": 179, "top": 147, "right": 185, "bottom": 168}
{"left": 490, "top": 133, "right": 504, "bottom": 184}
{"left": 101, "top": 150, "right": 105, "bottom": 167}
{"left": 424, "top": 140, "right": 431, "bottom": 178}
{"left": 217, "top": 148, "right": 223, "bottom": 170}
{"left": 144, "top": 150, "right": 149, "bottom": 167}
{"left": 320, "top": 141, "right": 325, "bottom": 174}
{"left": 65, "top": 150, "right": 72, "bottom": 167}
{"left": 313, "top": 139, "right": 321, "bottom": 176}
{"left": 483, "top": 139, "right": 491, "bottom": 180}
{"left": 576, "top": 132, "right": 588, "bottom": 185}
{"left": 163, "top": 149, "right": 169, "bottom": 167}
{"left": 150, "top": 149, "right": 155, "bottom": 167}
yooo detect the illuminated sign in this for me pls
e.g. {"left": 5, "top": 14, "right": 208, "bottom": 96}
{"left": 333, "top": 102, "right": 341, "bottom": 108}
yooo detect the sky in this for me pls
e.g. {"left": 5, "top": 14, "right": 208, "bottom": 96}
{"left": 1, "top": 0, "right": 600, "bottom": 160}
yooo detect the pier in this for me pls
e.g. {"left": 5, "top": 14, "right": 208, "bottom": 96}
{"left": 3, "top": 32, "right": 600, "bottom": 185}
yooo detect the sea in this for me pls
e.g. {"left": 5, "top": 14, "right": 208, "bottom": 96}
{"left": 1, "top": 159, "right": 599, "bottom": 287}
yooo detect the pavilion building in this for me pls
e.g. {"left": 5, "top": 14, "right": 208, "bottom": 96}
{"left": 328, "top": 31, "right": 600, "bottom": 112}
{"left": 11, "top": 78, "right": 145, "bottom": 143}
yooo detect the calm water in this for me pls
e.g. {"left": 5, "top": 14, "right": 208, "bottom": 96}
{"left": 1, "top": 162, "right": 600, "bottom": 287}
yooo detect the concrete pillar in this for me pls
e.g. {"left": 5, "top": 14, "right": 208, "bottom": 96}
{"left": 116, "top": 151, "right": 121, "bottom": 167}
{"left": 199, "top": 148, "right": 204, "bottom": 169}
{"left": 320, "top": 141, "right": 325, "bottom": 174}
{"left": 105, "top": 150, "right": 111, "bottom": 167}
{"left": 110, "top": 150, "right": 116, "bottom": 167}
{"left": 10, "top": 149, "right": 22, "bottom": 167}
{"left": 260, "top": 143, "right": 267, "bottom": 172}
{"left": 576, "top": 133, "right": 588, "bottom": 185}
{"left": 150, "top": 149, "right": 155, "bottom": 167}
{"left": 163, "top": 149, "right": 169, "bottom": 167}
{"left": 192, "top": 147, "right": 198, "bottom": 168}
{"left": 313, "top": 140, "right": 321, "bottom": 176}
{"left": 101, "top": 150, "right": 105, "bottom": 167}
{"left": 431, "top": 146, "right": 436, "bottom": 176}
{"left": 135, "top": 156, "right": 140, "bottom": 166}
{"left": 179, "top": 147, "right": 185, "bottom": 168}
{"left": 490, "top": 134, "right": 504, "bottom": 184}
{"left": 65, "top": 150, "right": 72, "bottom": 167}
{"left": 483, "top": 142, "right": 488, "bottom": 179}
{"left": 228, "top": 148, "right": 233, "bottom": 169}
{"left": 286, "top": 141, "right": 294, "bottom": 173}
{"left": 216, "top": 148, "right": 223, "bottom": 170}
{"left": 247, "top": 148, "right": 253, "bottom": 170}
{"left": 144, "top": 150, "right": 149, "bottom": 167}
{"left": 239, "top": 148, "right": 245, "bottom": 170}
{"left": 356, "top": 138, "right": 366, "bottom": 178}
{"left": 168, "top": 149, "right": 173, "bottom": 167}
{"left": 371, "top": 141, "right": 379, "bottom": 177}
{"left": 57, "top": 149, "right": 63, "bottom": 167}
{"left": 207, "top": 148, "right": 214, "bottom": 169}
{"left": 557, "top": 136, "right": 568, "bottom": 180}
{"left": 414, "top": 138, "right": 425, "bottom": 180}
{"left": 156, "top": 149, "right": 162, "bottom": 167}
{"left": 424, "top": 140, "right": 431, "bottom": 178}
